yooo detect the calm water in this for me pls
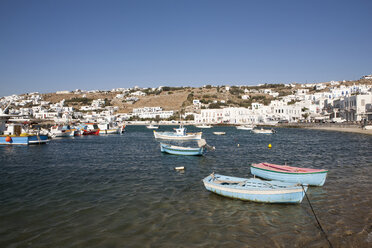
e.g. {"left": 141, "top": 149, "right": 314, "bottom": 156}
{"left": 1, "top": 126, "right": 371, "bottom": 247}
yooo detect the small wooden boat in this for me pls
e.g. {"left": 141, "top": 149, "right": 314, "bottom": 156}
{"left": 251, "top": 128, "right": 276, "bottom": 134}
{"left": 160, "top": 143, "right": 204, "bottom": 156}
{"left": 154, "top": 126, "right": 202, "bottom": 140}
{"left": 251, "top": 162, "right": 328, "bottom": 186}
{"left": 213, "top": 132, "right": 226, "bottom": 135}
{"left": 203, "top": 173, "right": 307, "bottom": 203}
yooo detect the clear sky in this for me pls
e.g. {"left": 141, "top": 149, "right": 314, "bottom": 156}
{"left": 1, "top": 0, "right": 371, "bottom": 96}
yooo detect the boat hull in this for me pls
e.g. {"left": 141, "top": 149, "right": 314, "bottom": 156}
{"left": 83, "top": 129, "right": 100, "bottom": 135}
{"left": 252, "top": 129, "right": 275, "bottom": 134}
{"left": 51, "top": 130, "right": 75, "bottom": 137}
{"left": 251, "top": 163, "right": 328, "bottom": 186}
{"left": 0, "top": 135, "right": 49, "bottom": 145}
{"left": 154, "top": 131, "right": 202, "bottom": 140}
{"left": 99, "top": 129, "right": 120, "bottom": 134}
{"left": 203, "top": 174, "right": 307, "bottom": 204}
{"left": 213, "top": 132, "right": 226, "bottom": 135}
{"left": 195, "top": 125, "right": 212, "bottom": 128}
{"left": 160, "top": 143, "right": 203, "bottom": 155}
{"left": 236, "top": 126, "right": 254, "bottom": 130}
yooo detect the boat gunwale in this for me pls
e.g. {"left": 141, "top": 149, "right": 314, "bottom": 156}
{"left": 160, "top": 143, "right": 202, "bottom": 152}
{"left": 203, "top": 177, "right": 306, "bottom": 195}
{"left": 251, "top": 164, "right": 328, "bottom": 175}
{"left": 154, "top": 130, "right": 202, "bottom": 136}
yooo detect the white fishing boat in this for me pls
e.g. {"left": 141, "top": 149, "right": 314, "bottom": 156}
{"left": 50, "top": 125, "right": 75, "bottom": 137}
{"left": 146, "top": 124, "right": 159, "bottom": 129}
{"left": 195, "top": 124, "right": 213, "bottom": 128}
{"left": 153, "top": 125, "right": 202, "bottom": 140}
{"left": 251, "top": 128, "right": 276, "bottom": 134}
{"left": 236, "top": 124, "right": 256, "bottom": 130}
{"left": 213, "top": 132, "right": 226, "bottom": 135}
{"left": 98, "top": 123, "right": 121, "bottom": 134}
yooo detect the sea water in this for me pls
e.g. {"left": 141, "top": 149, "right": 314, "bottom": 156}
{"left": 0, "top": 126, "right": 371, "bottom": 247}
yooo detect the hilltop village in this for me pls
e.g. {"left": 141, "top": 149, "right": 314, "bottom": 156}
{"left": 1, "top": 76, "right": 372, "bottom": 126}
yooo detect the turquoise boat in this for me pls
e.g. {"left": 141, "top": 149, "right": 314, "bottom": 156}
{"left": 251, "top": 162, "right": 328, "bottom": 186}
{"left": 160, "top": 143, "right": 204, "bottom": 156}
{"left": 203, "top": 173, "right": 308, "bottom": 204}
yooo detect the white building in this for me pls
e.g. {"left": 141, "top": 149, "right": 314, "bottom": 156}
{"left": 132, "top": 107, "right": 174, "bottom": 119}
{"left": 361, "top": 74, "right": 372, "bottom": 80}
{"left": 130, "top": 91, "right": 146, "bottom": 96}
{"left": 341, "top": 93, "right": 372, "bottom": 121}
{"left": 56, "top": 91, "right": 71, "bottom": 94}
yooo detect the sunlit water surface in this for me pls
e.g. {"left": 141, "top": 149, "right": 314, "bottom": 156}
{"left": 1, "top": 126, "right": 371, "bottom": 247}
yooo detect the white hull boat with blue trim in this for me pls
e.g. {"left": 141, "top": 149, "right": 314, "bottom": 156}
{"left": 251, "top": 162, "right": 328, "bottom": 186}
{"left": 154, "top": 126, "right": 202, "bottom": 140}
{"left": 203, "top": 173, "right": 307, "bottom": 204}
{"left": 160, "top": 143, "right": 204, "bottom": 156}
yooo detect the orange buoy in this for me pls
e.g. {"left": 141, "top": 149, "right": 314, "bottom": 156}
{"left": 5, "top": 136, "right": 12, "bottom": 142}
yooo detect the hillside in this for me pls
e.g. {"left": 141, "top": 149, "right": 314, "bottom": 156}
{"left": 39, "top": 79, "right": 371, "bottom": 113}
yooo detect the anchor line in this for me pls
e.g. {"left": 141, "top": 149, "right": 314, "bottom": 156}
{"left": 302, "top": 185, "right": 333, "bottom": 248}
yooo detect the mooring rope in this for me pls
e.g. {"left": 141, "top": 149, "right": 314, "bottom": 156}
{"left": 302, "top": 185, "right": 334, "bottom": 248}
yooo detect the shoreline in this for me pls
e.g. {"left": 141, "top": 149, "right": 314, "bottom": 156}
{"left": 302, "top": 126, "right": 372, "bottom": 135}
{"left": 125, "top": 122, "right": 372, "bottom": 135}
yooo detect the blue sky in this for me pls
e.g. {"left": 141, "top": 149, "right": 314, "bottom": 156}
{"left": 0, "top": 0, "right": 371, "bottom": 96}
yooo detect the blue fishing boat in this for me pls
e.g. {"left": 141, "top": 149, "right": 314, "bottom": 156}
{"left": 160, "top": 143, "right": 204, "bottom": 156}
{"left": 251, "top": 163, "right": 328, "bottom": 186}
{"left": 0, "top": 134, "right": 49, "bottom": 145}
{"left": 0, "top": 120, "right": 49, "bottom": 145}
{"left": 203, "top": 173, "right": 308, "bottom": 204}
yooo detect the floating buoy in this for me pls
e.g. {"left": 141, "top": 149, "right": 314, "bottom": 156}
{"left": 5, "top": 136, "right": 12, "bottom": 142}
{"left": 175, "top": 166, "right": 185, "bottom": 170}
{"left": 268, "top": 144, "right": 272, "bottom": 149}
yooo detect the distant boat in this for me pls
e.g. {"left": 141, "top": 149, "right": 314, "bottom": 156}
{"left": 50, "top": 125, "right": 75, "bottom": 137}
{"left": 83, "top": 129, "right": 100, "bottom": 135}
{"left": 81, "top": 123, "right": 100, "bottom": 135}
{"left": 251, "top": 128, "right": 276, "bottom": 134}
{"left": 98, "top": 123, "right": 121, "bottom": 134}
{"left": 160, "top": 143, "right": 204, "bottom": 156}
{"left": 202, "top": 173, "right": 307, "bottom": 204}
{"left": 154, "top": 125, "right": 202, "bottom": 140}
{"left": 251, "top": 162, "right": 328, "bottom": 186}
{"left": 236, "top": 124, "right": 255, "bottom": 130}
{"left": 195, "top": 124, "right": 213, "bottom": 128}
{"left": 213, "top": 132, "right": 226, "bottom": 135}
{"left": 146, "top": 124, "right": 159, "bottom": 129}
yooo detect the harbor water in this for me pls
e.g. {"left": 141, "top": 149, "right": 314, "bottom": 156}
{"left": 1, "top": 126, "right": 371, "bottom": 247}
